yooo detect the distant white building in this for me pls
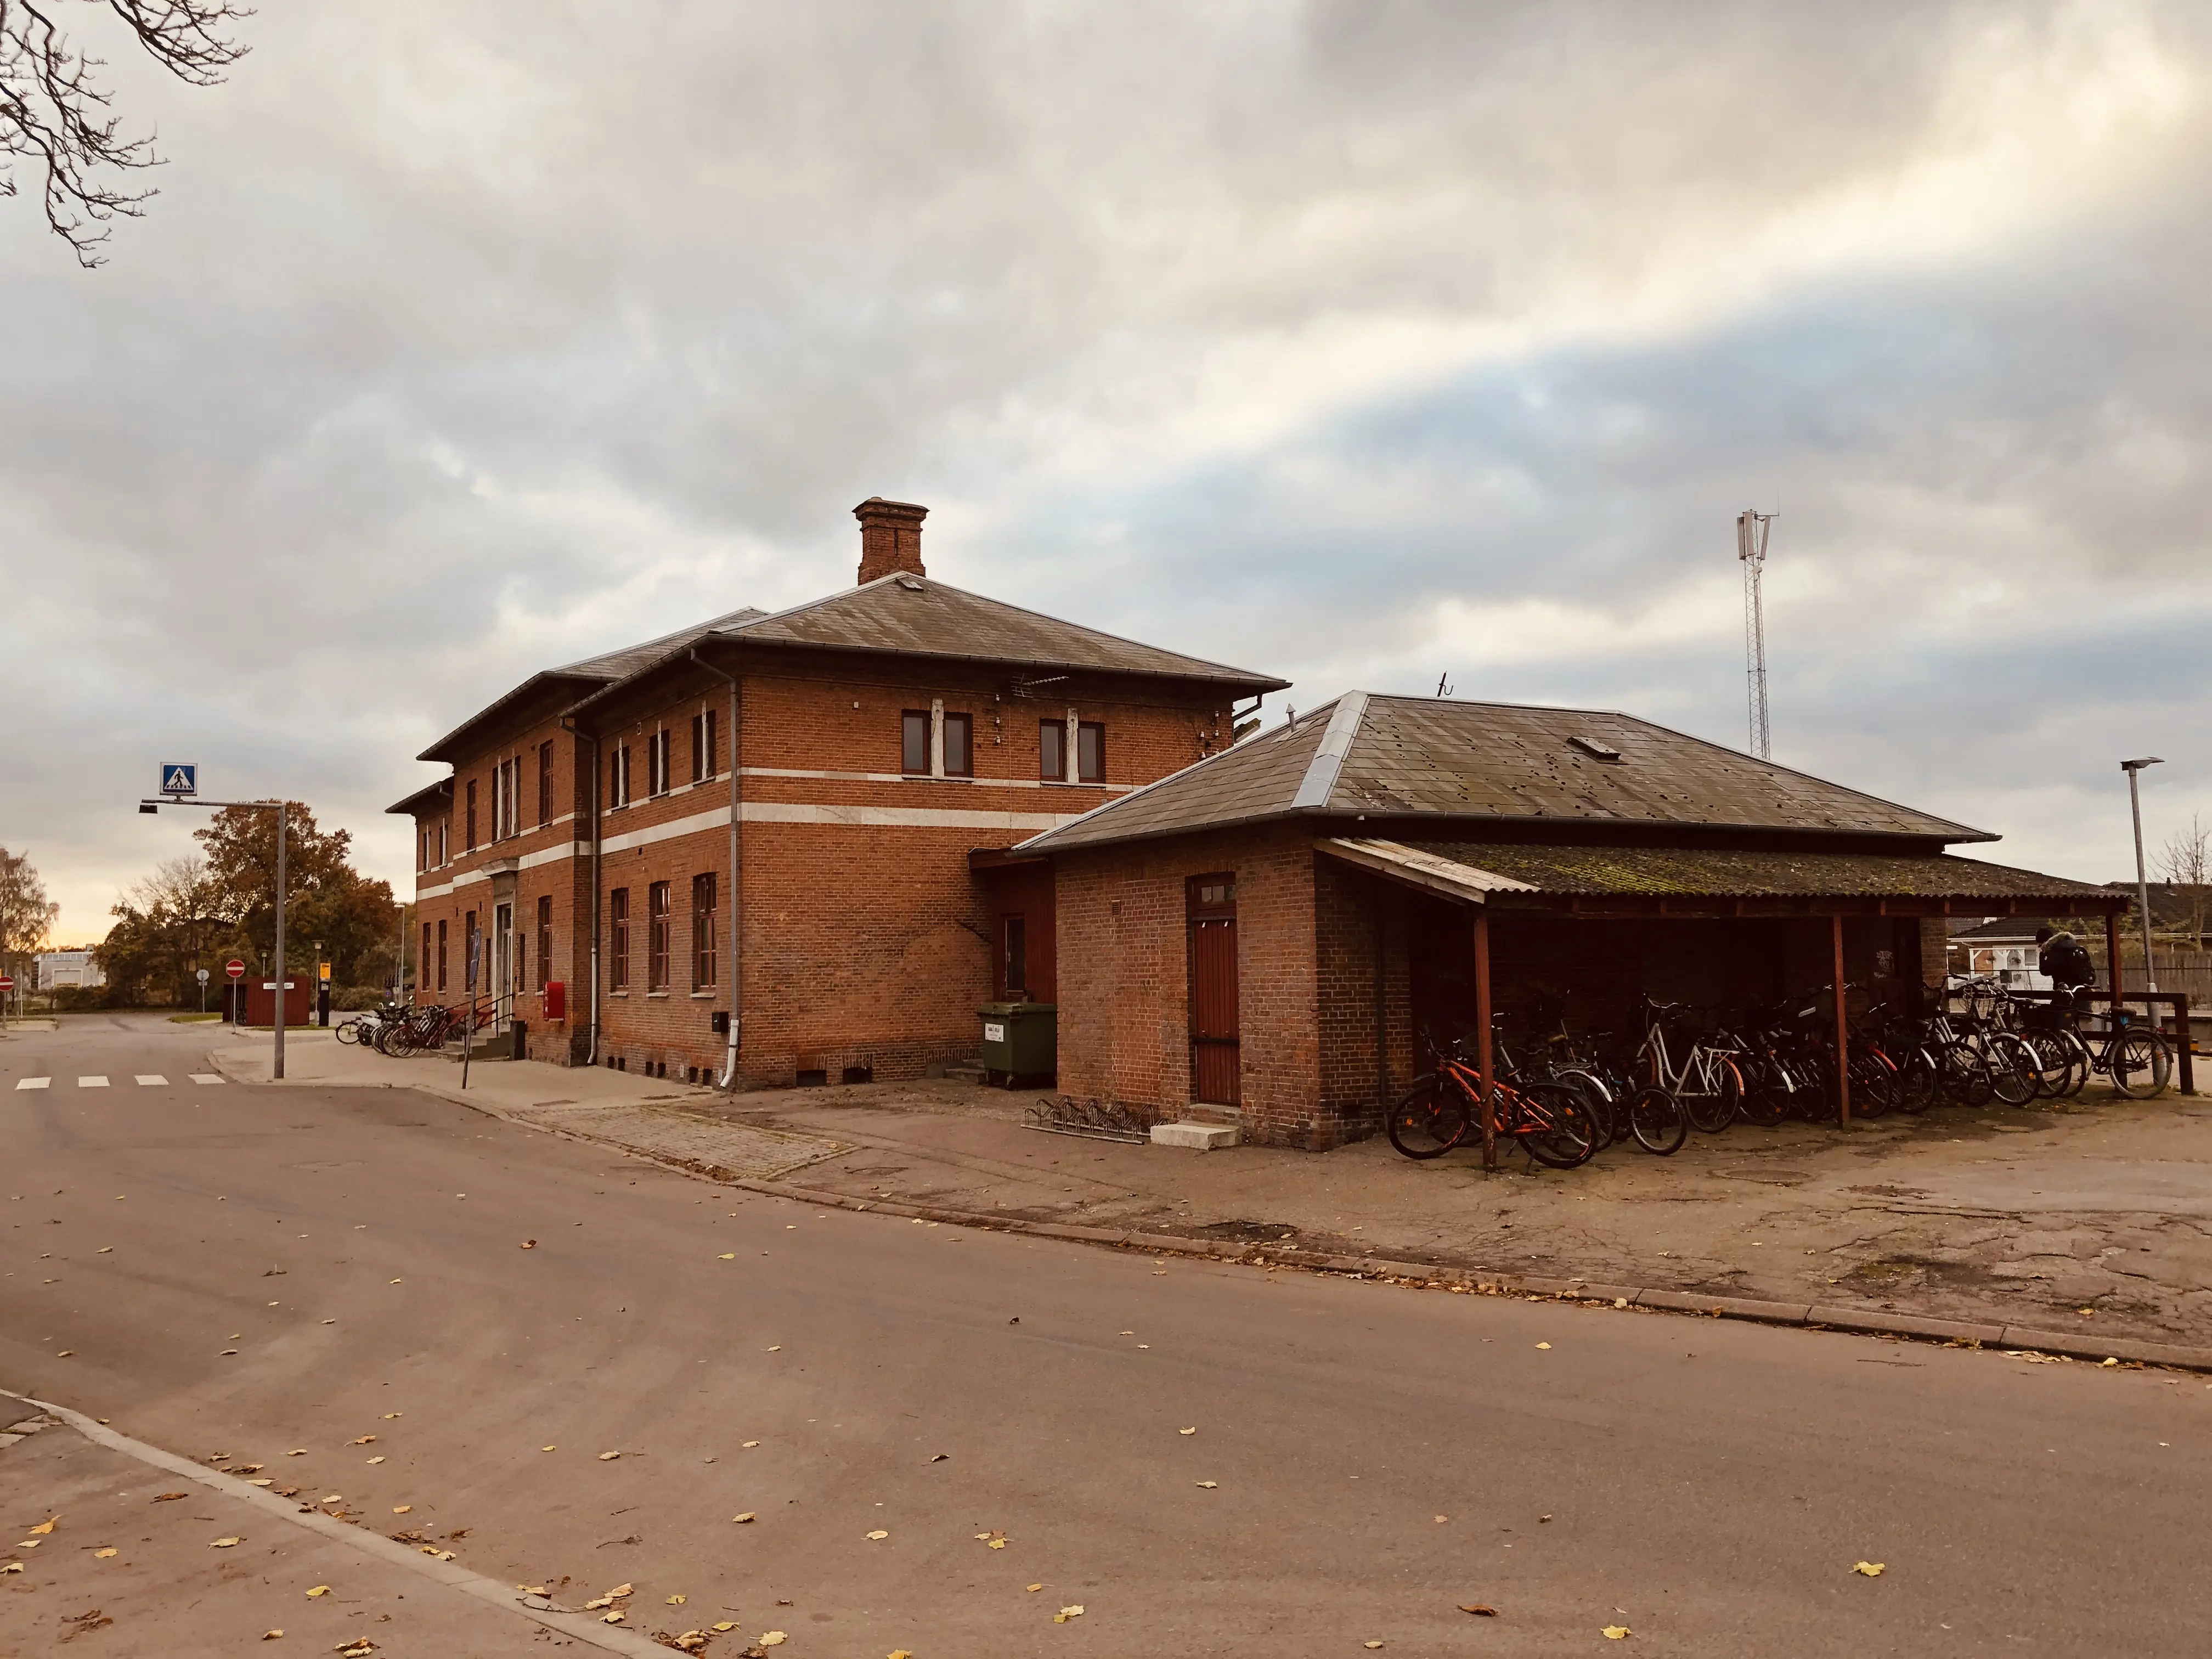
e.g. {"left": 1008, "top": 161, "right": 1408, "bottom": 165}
{"left": 1946, "top": 917, "right": 2051, "bottom": 991}
{"left": 35, "top": 950, "right": 105, "bottom": 990}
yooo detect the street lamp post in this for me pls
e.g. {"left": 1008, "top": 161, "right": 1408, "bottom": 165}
{"left": 2122, "top": 757, "right": 2164, "bottom": 1032}
{"left": 142, "top": 793, "right": 292, "bottom": 1080}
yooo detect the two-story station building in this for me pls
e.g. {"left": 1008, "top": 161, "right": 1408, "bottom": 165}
{"left": 388, "top": 498, "right": 1284, "bottom": 1085}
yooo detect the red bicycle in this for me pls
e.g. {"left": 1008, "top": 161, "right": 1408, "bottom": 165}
{"left": 1387, "top": 1034, "right": 1598, "bottom": 1168}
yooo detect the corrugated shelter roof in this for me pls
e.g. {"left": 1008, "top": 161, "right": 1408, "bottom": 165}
{"left": 1391, "top": 841, "right": 2122, "bottom": 905}
{"left": 717, "top": 574, "right": 1284, "bottom": 690}
{"left": 1019, "top": 691, "right": 1993, "bottom": 852}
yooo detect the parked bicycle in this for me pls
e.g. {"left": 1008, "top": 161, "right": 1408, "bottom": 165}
{"left": 1387, "top": 1030, "right": 1598, "bottom": 1168}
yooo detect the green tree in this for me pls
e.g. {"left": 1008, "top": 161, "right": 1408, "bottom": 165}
{"left": 194, "top": 804, "right": 400, "bottom": 989}
{"left": 0, "top": 845, "right": 61, "bottom": 1001}
{"left": 93, "top": 854, "right": 235, "bottom": 1007}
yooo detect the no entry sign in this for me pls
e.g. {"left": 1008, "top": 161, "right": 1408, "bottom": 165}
{"left": 225, "top": 960, "right": 246, "bottom": 980}
{"left": 0, "top": 975, "right": 14, "bottom": 994}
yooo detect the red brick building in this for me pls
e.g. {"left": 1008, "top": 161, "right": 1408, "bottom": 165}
{"left": 388, "top": 499, "right": 1284, "bottom": 1084}
{"left": 1017, "top": 692, "right": 2125, "bottom": 1149}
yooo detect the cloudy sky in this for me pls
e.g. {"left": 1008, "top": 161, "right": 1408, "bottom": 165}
{"left": 4, "top": 1, "right": 2209, "bottom": 943}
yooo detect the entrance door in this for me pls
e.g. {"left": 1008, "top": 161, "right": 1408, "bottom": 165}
{"left": 492, "top": 902, "right": 514, "bottom": 1030}
{"left": 1187, "top": 874, "right": 1240, "bottom": 1106}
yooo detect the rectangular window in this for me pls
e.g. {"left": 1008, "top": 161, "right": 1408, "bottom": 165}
{"left": 422, "top": 923, "right": 432, "bottom": 994}
{"left": 943, "top": 712, "right": 974, "bottom": 777}
{"left": 538, "top": 741, "right": 554, "bottom": 827}
{"left": 1077, "top": 721, "right": 1105, "bottom": 783}
{"left": 901, "top": 710, "right": 929, "bottom": 775}
{"left": 436, "top": 919, "right": 448, "bottom": 992}
{"left": 648, "top": 729, "right": 671, "bottom": 797}
{"left": 691, "top": 709, "right": 718, "bottom": 784}
{"left": 464, "top": 910, "right": 477, "bottom": 991}
{"left": 438, "top": 821, "right": 448, "bottom": 865}
{"left": 418, "top": 826, "right": 427, "bottom": 870}
{"left": 692, "top": 872, "right": 717, "bottom": 989}
{"left": 465, "top": 781, "right": 477, "bottom": 849}
{"left": 647, "top": 882, "right": 672, "bottom": 990}
{"left": 610, "top": 889, "right": 630, "bottom": 990}
{"left": 1004, "top": 913, "right": 1028, "bottom": 997}
{"left": 611, "top": 745, "right": 631, "bottom": 808}
{"left": 1039, "top": 721, "right": 1065, "bottom": 781}
{"left": 536, "top": 895, "right": 552, "bottom": 991}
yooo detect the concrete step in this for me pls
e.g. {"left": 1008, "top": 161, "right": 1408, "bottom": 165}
{"left": 1150, "top": 1121, "right": 1240, "bottom": 1150}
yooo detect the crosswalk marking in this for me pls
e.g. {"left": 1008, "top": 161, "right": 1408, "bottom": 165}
{"left": 135, "top": 1074, "right": 169, "bottom": 1086}
{"left": 190, "top": 1074, "right": 224, "bottom": 1086}
{"left": 14, "top": 1077, "right": 49, "bottom": 1091}
{"left": 78, "top": 1076, "right": 109, "bottom": 1088}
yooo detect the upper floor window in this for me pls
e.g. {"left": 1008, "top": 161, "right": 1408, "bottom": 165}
{"left": 537, "top": 741, "right": 554, "bottom": 827}
{"left": 648, "top": 729, "right": 672, "bottom": 797}
{"left": 1077, "top": 721, "right": 1105, "bottom": 783}
{"left": 1040, "top": 721, "right": 1065, "bottom": 781}
{"left": 691, "top": 709, "right": 718, "bottom": 784}
{"left": 438, "top": 821, "right": 448, "bottom": 865}
{"left": 943, "top": 712, "right": 974, "bottom": 777}
{"left": 465, "top": 781, "right": 478, "bottom": 850}
{"left": 610, "top": 744, "right": 631, "bottom": 808}
{"left": 418, "top": 826, "right": 428, "bottom": 871}
{"left": 901, "top": 710, "right": 929, "bottom": 776}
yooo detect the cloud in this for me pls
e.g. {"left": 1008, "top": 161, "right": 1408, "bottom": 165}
{"left": 3, "top": 0, "right": 2209, "bottom": 938}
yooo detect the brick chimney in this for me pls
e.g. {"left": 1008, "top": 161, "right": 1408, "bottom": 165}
{"left": 853, "top": 497, "right": 928, "bottom": 584}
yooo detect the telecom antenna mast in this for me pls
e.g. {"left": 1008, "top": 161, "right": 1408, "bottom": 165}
{"left": 1736, "top": 509, "right": 1775, "bottom": 760}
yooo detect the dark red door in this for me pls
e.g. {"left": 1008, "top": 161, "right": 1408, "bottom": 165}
{"left": 1188, "top": 875, "right": 1240, "bottom": 1105}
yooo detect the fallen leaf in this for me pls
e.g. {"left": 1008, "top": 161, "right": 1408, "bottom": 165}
{"left": 338, "top": 1644, "right": 376, "bottom": 1657}
{"left": 392, "top": 1506, "right": 411, "bottom": 1515}
{"left": 602, "top": 1612, "right": 624, "bottom": 1624}
{"left": 211, "top": 1536, "right": 241, "bottom": 1548}
{"left": 611, "top": 1584, "right": 634, "bottom": 1596}
{"left": 1853, "top": 1561, "right": 1884, "bottom": 1577}
{"left": 889, "top": 1651, "right": 914, "bottom": 1659}
{"left": 261, "top": 1631, "right": 281, "bottom": 1641}
{"left": 520, "top": 1241, "right": 536, "bottom": 1249}
{"left": 761, "top": 1634, "right": 788, "bottom": 1647}
{"left": 0, "top": 1563, "right": 20, "bottom": 1575}
{"left": 221, "top": 1349, "right": 240, "bottom": 1357}
{"left": 28, "top": 1518, "right": 57, "bottom": 1536}
{"left": 732, "top": 1513, "right": 757, "bottom": 1524}
{"left": 1459, "top": 1604, "right": 1498, "bottom": 1616}
{"left": 382, "top": 1414, "right": 402, "bottom": 1420}
{"left": 742, "top": 1441, "right": 761, "bottom": 1449}
{"left": 307, "top": 1585, "right": 331, "bottom": 1598}
{"left": 766, "top": 1345, "right": 781, "bottom": 1352}
{"left": 2101, "top": 1357, "right": 2120, "bottom": 1368}
{"left": 1178, "top": 1426, "right": 1196, "bottom": 1435}
{"left": 713, "top": 1623, "right": 737, "bottom": 1633}
{"left": 1602, "top": 1628, "right": 1630, "bottom": 1640}
{"left": 541, "top": 1446, "right": 557, "bottom": 1453}
{"left": 366, "top": 1457, "right": 385, "bottom": 1465}
{"left": 718, "top": 1254, "right": 735, "bottom": 1261}
{"left": 153, "top": 1493, "right": 187, "bottom": 1502}
{"left": 390, "top": 1279, "right": 402, "bottom": 1285}
{"left": 599, "top": 1451, "right": 622, "bottom": 1461}
{"left": 1027, "top": 1584, "right": 1043, "bottom": 1593}
{"left": 866, "top": 1529, "right": 889, "bottom": 1540}
{"left": 1196, "top": 1481, "right": 1218, "bottom": 1489}
{"left": 322, "top": 1496, "right": 343, "bottom": 1505}
{"left": 667, "top": 1593, "right": 687, "bottom": 1604}
{"left": 351, "top": 1436, "right": 376, "bottom": 1446}
{"left": 94, "top": 1547, "right": 118, "bottom": 1559}
{"left": 1054, "top": 1605, "right": 1085, "bottom": 1623}
{"left": 584, "top": 1596, "right": 617, "bottom": 1611}
{"left": 249, "top": 1479, "right": 274, "bottom": 1488}
{"left": 1536, "top": 1342, "right": 1551, "bottom": 1351}
{"left": 1365, "top": 1644, "right": 1385, "bottom": 1651}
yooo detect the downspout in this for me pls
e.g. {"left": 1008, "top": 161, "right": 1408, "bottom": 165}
{"left": 689, "top": 648, "right": 742, "bottom": 1088}
{"left": 560, "top": 714, "right": 602, "bottom": 1066}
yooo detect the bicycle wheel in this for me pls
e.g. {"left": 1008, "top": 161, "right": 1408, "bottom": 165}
{"left": 1387, "top": 1075, "right": 1470, "bottom": 1159}
{"left": 334, "top": 1018, "right": 360, "bottom": 1046}
{"left": 2111, "top": 1031, "right": 2172, "bottom": 1099}
{"left": 1733, "top": 1054, "right": 1790, "bottom": 1127}
{"left": 1517, "top": 1082, "right": 1597, "bottom": 1169}
{"left": 1681, "top": 1059, "right": 1741, "bottom": 1134}
{"left": 1892, "top": 1048, "right": 1939, "bottom": 1115}
{"left": 2019, "top": 1031, "right": 2071, "bottom": 1098}
{"left": 1626, "top": 1085, "right": 1688, "bottom": 1155}
{"left": 1554, "top": 1070, "right": 1617, "bottom": 1148}
{"left": 2056, "top": 1031, "right": 2092, "bottom": 1098}
{"left": 1849, "top": 1051, "right": 1896, "bottom": 1120}
{"left": 1984, "top": 1035, "right": 2039, "bottom": 1106}
{"left": 1939, "top": 1041, "right": 1991, "bottom": 1107}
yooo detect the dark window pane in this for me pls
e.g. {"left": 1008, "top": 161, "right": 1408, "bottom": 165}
{"left": 944, "top": 713, "right": 973, "bottom": 776}
{"left": 1039, "top": 721, "right": 1064, "bottom": 780}
{"left": 1078, "top": 721, "right": 1105, "bottom": 783}
{"left": 902, "top": 711, "right": 929, "bottom": 775}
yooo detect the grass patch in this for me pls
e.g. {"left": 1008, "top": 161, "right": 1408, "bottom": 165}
{"left": 168, "top": 1012, "right": 224, "bottom": 1024}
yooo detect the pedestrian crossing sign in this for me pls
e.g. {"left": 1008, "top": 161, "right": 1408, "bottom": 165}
{"left": 160, "top": 763, "right": 198, "bottom": 797}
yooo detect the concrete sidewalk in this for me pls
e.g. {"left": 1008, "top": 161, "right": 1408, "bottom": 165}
{"left": 211, "top": 1026, "right": 2212, "bottom": 1358}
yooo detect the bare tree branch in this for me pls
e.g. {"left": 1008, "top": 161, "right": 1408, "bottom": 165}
{"left": 0, "top": 0, "right": 250, "bottom": 267}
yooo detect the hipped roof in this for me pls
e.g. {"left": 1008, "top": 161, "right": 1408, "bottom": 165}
{"left": 1018, "top": 691, "right": 1993, "bottom": 852}
{"left": 410, "top": 575, "right": 1282, "bottom": 772}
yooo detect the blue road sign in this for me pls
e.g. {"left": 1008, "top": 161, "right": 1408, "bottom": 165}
{"left": 160, "top": 763, "right": 198, "bottom": 796}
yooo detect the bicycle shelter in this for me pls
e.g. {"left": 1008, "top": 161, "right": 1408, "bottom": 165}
{"left": 1015, "top": 692, "right": 2141, "bottom": 1152}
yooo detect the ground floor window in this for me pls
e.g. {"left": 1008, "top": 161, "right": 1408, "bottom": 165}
{"left": 692, "top": 872, "right": 717, "bottom": 989}
{"left": 611, "top": 889, "right": 630, "bottom": 990}
{"left": 648, "top": 882, "right": 672, "bottom": 990}
{"left": 436, "top": 919, "right": 447, "bottom": 992}
{"left": 537, "top": 895, "right": 553, "bottom": 990}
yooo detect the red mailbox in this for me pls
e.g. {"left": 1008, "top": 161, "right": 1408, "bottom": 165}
{"left": 542, "top": 980, "right": 566, "bottom": 1022}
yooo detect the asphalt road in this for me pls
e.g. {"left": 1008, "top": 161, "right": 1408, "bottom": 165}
{"left": 4, "top": 1014, "right": 2210, "bottom": 1657}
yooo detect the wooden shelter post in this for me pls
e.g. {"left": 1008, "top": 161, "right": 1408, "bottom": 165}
{"left": 1474, "top": 907, "right": 1496, "bottom": 1171}
{"left": 1832, "top": 913, "right": 1852, "bottom": 1127}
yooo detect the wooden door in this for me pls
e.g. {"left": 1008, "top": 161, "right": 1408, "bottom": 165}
{"left": 1188, "top": 875, "right": 1240, "bottom": 1105}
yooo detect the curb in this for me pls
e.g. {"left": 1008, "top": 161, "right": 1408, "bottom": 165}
{"left": 218, "top": 1052, "right": 2212, "bottom": 1378}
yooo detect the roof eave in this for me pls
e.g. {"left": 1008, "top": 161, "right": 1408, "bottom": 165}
{"left": 721, "top": 631, "right": 1288, "bottom": 693}
{"left": 385, "top": 777, "right": 453, "bottom": 817}
{"left": 417, "top": 672, "right": 610, "bottom": 763}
